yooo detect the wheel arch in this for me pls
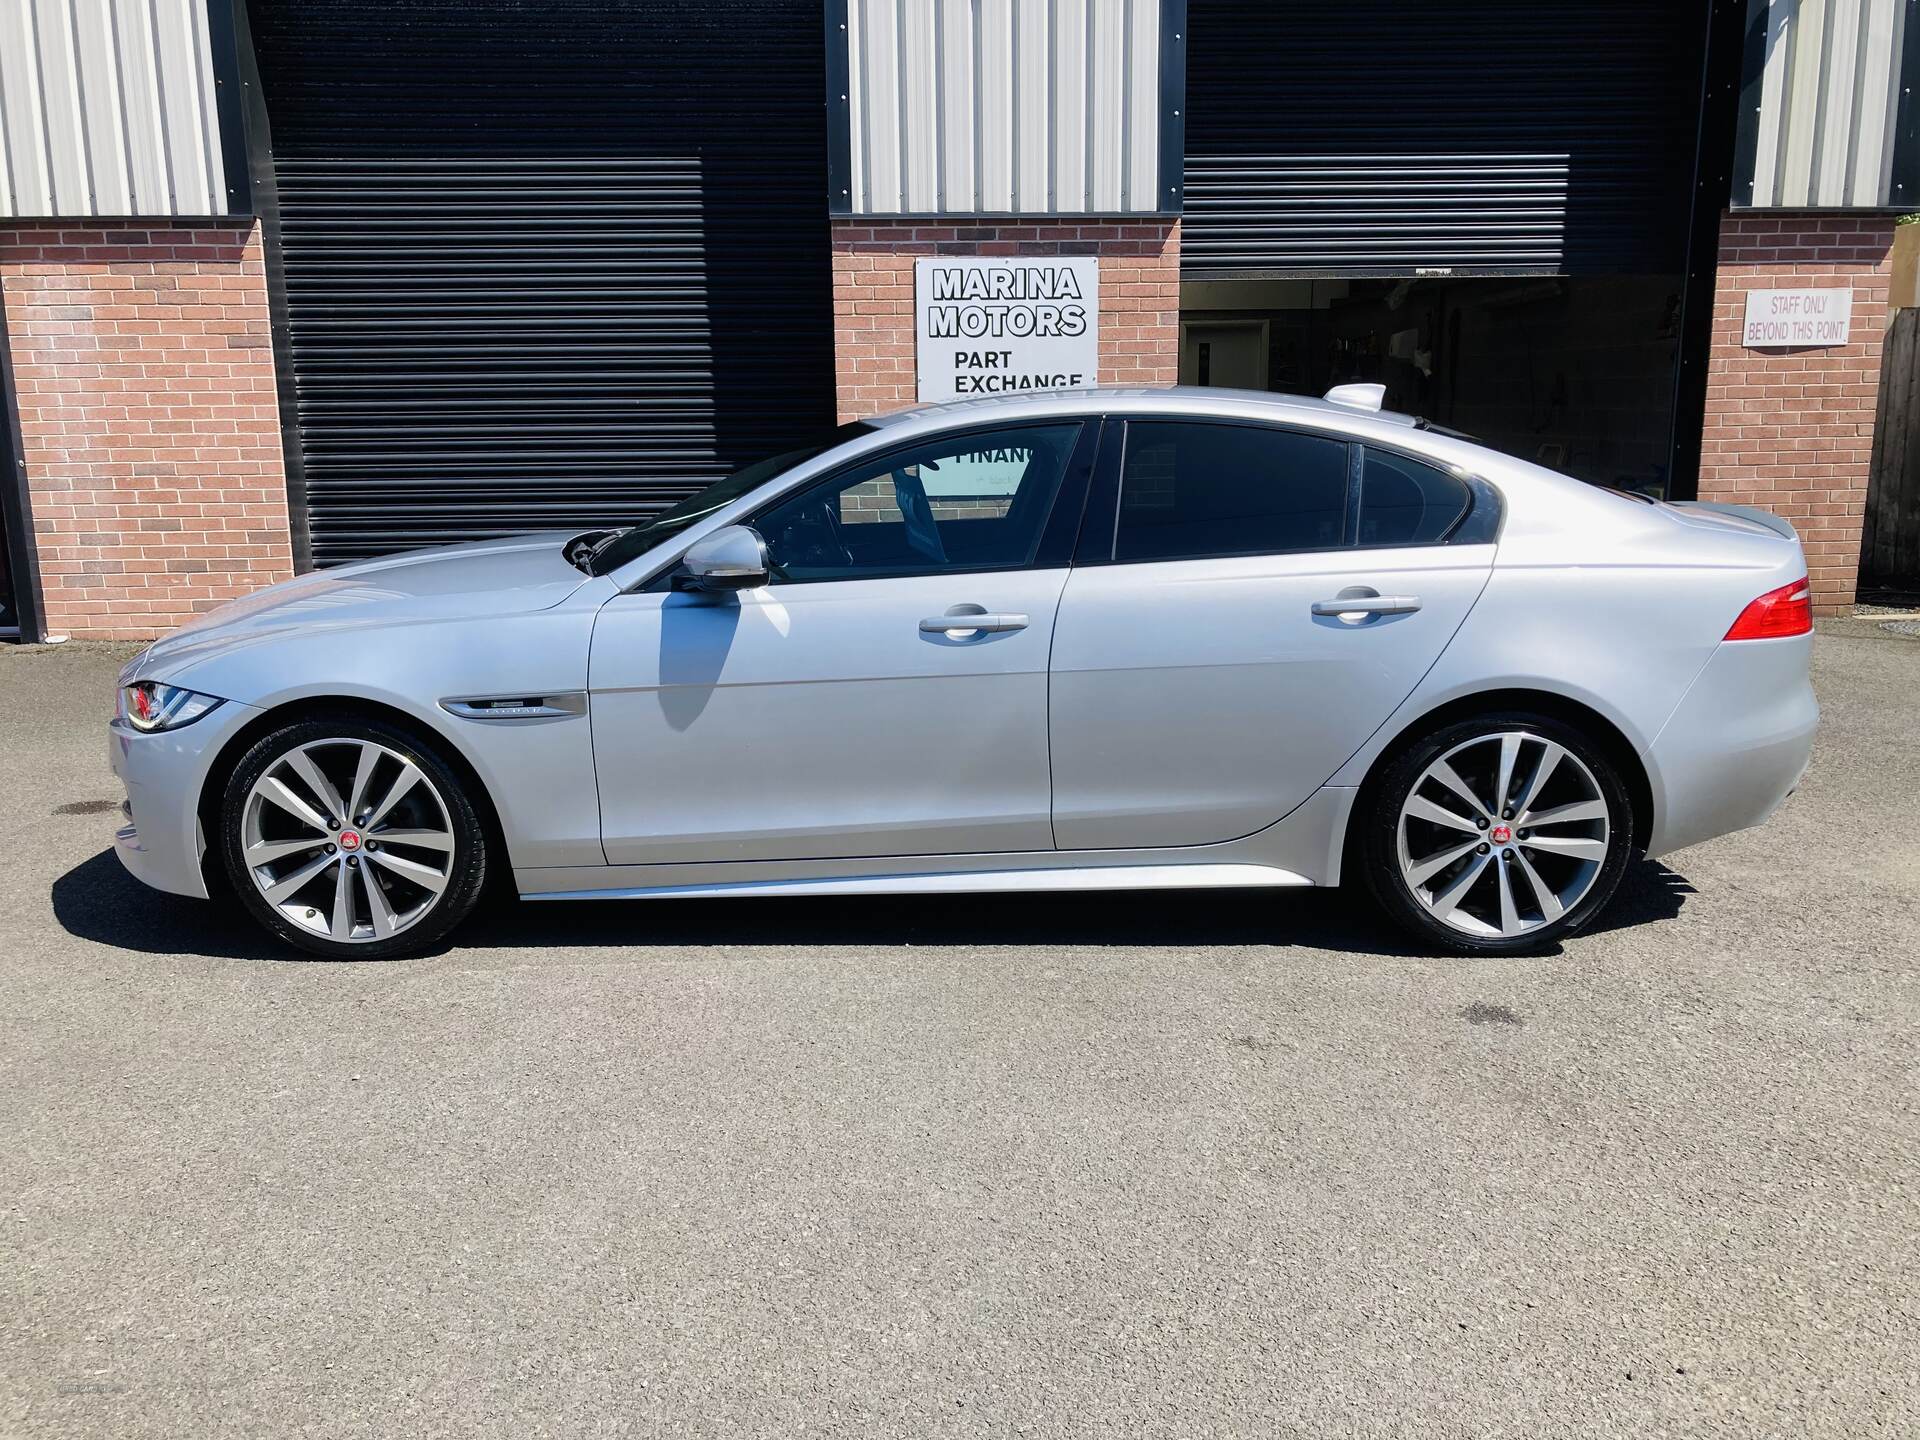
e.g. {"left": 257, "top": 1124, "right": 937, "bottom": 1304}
{"left": 194, "top": 695, "right": 512, "bottom": 896}
{"left": 1343, "top": 688, "right": 1655, "bottom": 872}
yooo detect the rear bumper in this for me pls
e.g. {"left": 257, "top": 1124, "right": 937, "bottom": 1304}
{"left": 1644, "top": 634, "right": 1816, "bottom": 857}
{"left": 109, "top": 701, "right": 260, "bottom": 899}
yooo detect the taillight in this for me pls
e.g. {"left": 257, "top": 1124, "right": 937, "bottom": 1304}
{"left": 1724, "top": 576, "right": 1812, "bottom": 641}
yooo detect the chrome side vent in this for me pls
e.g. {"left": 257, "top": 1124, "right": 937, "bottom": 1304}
{"left": 440, "top": 693, "right": 586, "bottom": 722}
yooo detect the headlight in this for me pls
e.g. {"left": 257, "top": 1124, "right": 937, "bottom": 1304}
{"left": 118, "top": 681, "right": 223, "bottom": 733}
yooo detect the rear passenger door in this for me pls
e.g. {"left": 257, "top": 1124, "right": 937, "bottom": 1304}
{"left": 1048, "top": 419, "right": 1497, "bottom": 850}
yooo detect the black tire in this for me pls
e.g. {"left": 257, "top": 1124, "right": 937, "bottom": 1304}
{"left": 220, "top": 715, "right": 488, "bottom": 959}
{"left": 1359, "top": 710, "right": 1635, "bottom": 955}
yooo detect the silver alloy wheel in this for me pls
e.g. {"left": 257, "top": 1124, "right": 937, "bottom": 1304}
{"left": 240, "top": 738, "right": 455, "bottom": 943}
{"left": 1395, "top": 730, "right": 1610, "bottom": 939}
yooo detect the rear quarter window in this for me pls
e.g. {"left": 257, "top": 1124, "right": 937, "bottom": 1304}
{"left": 1357, "top": 448, "right": 1471, "bottom": 547}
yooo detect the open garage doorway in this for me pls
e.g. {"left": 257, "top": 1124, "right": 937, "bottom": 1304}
{"left": 1180, "top": 276, "right": 1685, "bottom": 497}
{"left": 1, "top": 294, "right": 34, "bottom": 642}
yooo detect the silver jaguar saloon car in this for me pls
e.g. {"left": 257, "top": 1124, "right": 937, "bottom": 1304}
{"left": 109, "top": 386, "right": 1817, "bottom": 959}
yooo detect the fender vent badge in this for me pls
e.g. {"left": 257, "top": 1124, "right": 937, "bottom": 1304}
{"left": 441, "top": 692, "right": 587, "bottom": 721}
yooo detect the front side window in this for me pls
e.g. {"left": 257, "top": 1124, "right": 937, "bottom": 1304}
{"left": 588, "top": 421, "right": 877, "bottom": 575}
{"left": 1114, "top": 421, "right": 1350, "bottom": 563}
{"left": 752, "top": 423, "right": 1082, "bottom": 583}
{"left": 1356, "top": 448, "right": 1471, "bottom": 547}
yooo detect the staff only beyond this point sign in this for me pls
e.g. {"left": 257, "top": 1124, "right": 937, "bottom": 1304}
{"left": 914, "top": 257, "right": 1100, "bottom": 404}
{"left": 1742, "top": 287, "right": 1854, "bottom": 349}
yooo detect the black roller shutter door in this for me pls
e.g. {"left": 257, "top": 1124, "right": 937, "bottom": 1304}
{"left": 1183, "top": 1, "right": 1708, "bottom": 278}
{"left": 246, "top": 0, "right": 835, "bottom": 565}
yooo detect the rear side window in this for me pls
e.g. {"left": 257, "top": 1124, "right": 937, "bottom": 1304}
{"left": 1357, "top": 448, "right": 1470, "bottom": 547}
{"left": 1115, "top": 421, "right": 1350, "bottom": 562}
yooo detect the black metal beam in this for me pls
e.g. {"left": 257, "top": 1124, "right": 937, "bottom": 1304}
{"left": 204, "top": 0, "right": 256, "bottom": 215}
{"left": 1729, "top": 0, "right": 1769, "bottom": 208}
{"left": 1892, "top": 0, "right": 1920, "bottom": 211}
{"left": 1159, "top": 0, "right": 1188, "bottom": 216}
{"left": 230, "top": 0, "right": 312, "bottom": 572}
{"left": 1668, "top": 0, "right": 1748, "bottom": 504}
{"left": 825, "top": 0, "right": 854, "bottom": 216}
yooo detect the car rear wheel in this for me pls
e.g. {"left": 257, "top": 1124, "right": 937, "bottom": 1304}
{"left": 1360, "top": 711, "right": 1634, "bottom": 955}
{"left": 221, "top": 716, "right": 488, "bottom": 959}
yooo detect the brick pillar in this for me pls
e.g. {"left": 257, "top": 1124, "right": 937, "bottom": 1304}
{"left": 829, "top": 220, "right": 1180, "bottom": 422}
{"left": 1699, "top": 212, "right": 1895, "bottom": 615}
{"left": 0, "top": 220, "right": 291, "bottom": 640}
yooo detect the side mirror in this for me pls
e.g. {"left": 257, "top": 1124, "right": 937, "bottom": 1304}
{"left": 677, "top": 524, "right": 769, "bottom": 593}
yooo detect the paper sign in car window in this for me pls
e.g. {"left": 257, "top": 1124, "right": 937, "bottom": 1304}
{"left": 919, "top": 446, "right": 1033, "bottom": 498}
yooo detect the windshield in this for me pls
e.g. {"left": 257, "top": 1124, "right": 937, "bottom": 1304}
{"left": 587, "top": 421, "right": 877, "bottom": 576}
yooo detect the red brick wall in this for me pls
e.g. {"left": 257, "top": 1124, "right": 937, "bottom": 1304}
{"left": 0, "top": 220, "right": 290, "bottom": 640}
{"left": 1700, "top": 212, "right": 1894, "bottom": 614}
{"left": 830, "top": 219, "right": 1179, "bottom": 421}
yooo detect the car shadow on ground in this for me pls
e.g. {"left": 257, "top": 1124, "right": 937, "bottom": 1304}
{"left": 50, "top": 848, "right": 1696, "bottom": 964}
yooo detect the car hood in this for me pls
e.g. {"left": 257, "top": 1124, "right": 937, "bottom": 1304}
{"left": 128, "top": 531, "right": 594, "bottom": 683}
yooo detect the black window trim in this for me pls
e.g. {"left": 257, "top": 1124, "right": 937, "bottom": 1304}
{"left": 723, "top": 417, "right": 1099, "bottom": 589}
{"left": 1351, "top": 441, "right": 1475, "bottom": 551}
{"left": 1073, "top": 413, "right": 1126, "bottom": 566}
{"left": 1361, "top": 438, "right": 1504, "bottom": 546}
{"left": 1077, "top": 414, "right": 1502, "bottom": 566}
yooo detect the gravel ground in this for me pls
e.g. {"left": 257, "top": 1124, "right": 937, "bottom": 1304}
{"left": 2, "top": 632, "right": 1916, "bottom": 1439}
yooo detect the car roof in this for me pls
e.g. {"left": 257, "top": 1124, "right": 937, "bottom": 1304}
{"left": 863, "top": 385, "right": 1424, "bottom": 433}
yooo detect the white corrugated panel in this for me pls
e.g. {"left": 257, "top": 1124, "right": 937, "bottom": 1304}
{"left": 843, "top": 0, "right": 1168, "bottom": 215}
{"left": 1125, "top": 0, "right": 1159, "bottom": 210}
{"left": 900, "top": 0, "right": 939, "bottom": 211}
{"left": 937, "top": 0, "right": 977, "bottom": 208}
{"left": 977, "top": 0, "right": 1015, "bottom": 210}
{"left": 0, "top": 0, "right": 235, "bottom": 218}
{"left": 1741, "top": 0, "right": 1913, "bottom": 210}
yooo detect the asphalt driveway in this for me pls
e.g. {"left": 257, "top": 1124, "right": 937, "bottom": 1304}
{"left": 2, "top": 631, "right": 1916, "bottom": 1438}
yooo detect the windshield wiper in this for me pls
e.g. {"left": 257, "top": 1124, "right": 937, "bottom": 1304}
{"left": 564, "top": 528, "right": 629, "bottom": 572}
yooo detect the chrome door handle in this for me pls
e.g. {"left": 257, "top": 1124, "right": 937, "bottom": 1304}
{"left": 920, "top": 609, "right": 1029, "bottom": 635}
{"left": 1311, "top": 594, "right": 1422, "bottom": 618}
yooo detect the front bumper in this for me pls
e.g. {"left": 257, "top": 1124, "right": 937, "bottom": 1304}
{"left": 1644, "top": 634, "right": 1817, "bottom": 857}
{"left": 109, "top": 700, "right": 261, "bottom": 899}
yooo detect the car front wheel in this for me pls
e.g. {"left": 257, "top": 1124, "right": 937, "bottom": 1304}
{"left": 220, "top": 716, "right": 489, "bottom": 959}
{"left": 1361, "top": 711, "right": 1635, "bottom": 955}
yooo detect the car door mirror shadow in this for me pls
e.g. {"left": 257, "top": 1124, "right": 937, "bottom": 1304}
{"left": 54, "top": 849, "right": 1690, "bottom": 963}
{"left": 656, "top": 591, "right": 744, "bottom": 731}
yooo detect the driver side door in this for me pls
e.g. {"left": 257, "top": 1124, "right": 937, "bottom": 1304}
{"left": 587, "top": 420, "right": 1093, "bottom": 865}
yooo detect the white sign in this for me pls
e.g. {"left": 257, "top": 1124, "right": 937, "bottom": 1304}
{"left": 914, "top": 257, "right": 1099, "bottom": 403}
{"left": 919, "top": 445, "right": 1034, "bottom": 498}
{"left": 1742, "top": 287, "right": 1854, "bottom": 348}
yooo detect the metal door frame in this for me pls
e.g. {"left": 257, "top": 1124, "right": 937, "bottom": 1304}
{"left": 0, "top": 283, "right": 46, "bottom": 644}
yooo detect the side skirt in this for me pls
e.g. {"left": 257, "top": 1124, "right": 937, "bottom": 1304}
{"left": 522, "top": 861, "right": 1311, "bottom": 903}
{"left": 515, "top": 786, "right": 1360, "bottom": 902}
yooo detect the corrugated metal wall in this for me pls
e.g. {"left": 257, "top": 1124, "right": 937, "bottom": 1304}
{"left": 839, "top": 0, "right": 1169, "bottom": 215}
{"left": 1738, "top": 0, "right": 1915, "bottom": 209}
{"left": 0, "top": 0, "right": 236, "bottom": 218}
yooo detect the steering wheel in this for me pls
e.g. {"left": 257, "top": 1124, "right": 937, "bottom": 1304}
{"left": 768, "top": 492, "right": 853, "bottom": 577}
